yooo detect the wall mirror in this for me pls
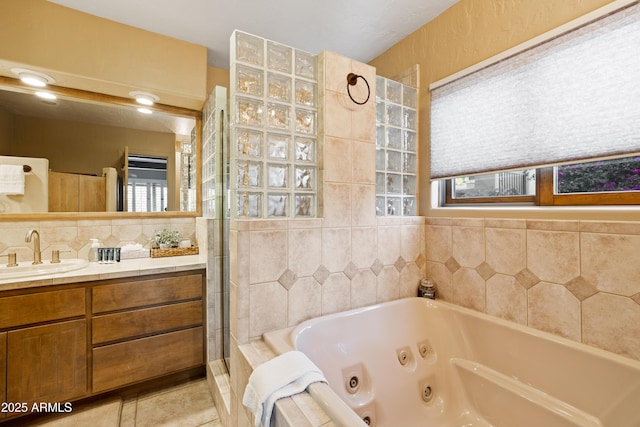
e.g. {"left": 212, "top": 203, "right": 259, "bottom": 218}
{"left": 0, "top": 76, "right": 201, "bottom": 218}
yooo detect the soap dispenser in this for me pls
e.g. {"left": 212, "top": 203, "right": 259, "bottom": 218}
{"left": 88, "top": 239, "right": 100, "bottom": 262}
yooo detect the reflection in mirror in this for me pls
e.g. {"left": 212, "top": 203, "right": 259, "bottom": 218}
{"left": 126, "top": 155, "right": 168, "bottom": 212}
{"left": 0, "top": 78, "right": 199, "bottom": 215}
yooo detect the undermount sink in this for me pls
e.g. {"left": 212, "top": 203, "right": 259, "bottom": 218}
{"left": 0, "top": 259, "right": 89, "bottom": 280}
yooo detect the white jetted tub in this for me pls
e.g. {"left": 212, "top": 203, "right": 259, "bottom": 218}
{"left": 265, "top": 297, "right": 640, "bottom": 427}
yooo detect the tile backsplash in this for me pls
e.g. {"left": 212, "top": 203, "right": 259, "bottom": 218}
{"left": 0, "top": 217, "right": 197, "bottom": 263}
{"left": 425, "top": 217, "right": 640, "bottom": 361}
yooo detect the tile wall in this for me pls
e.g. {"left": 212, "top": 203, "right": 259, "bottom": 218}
{"left": 424, "top": 217, "right": 640, "bottom": 361}
{"left": 0, "top": 217, "right": 197, "bottom": 263}
{"left": 196, "top": 217, "right": 224, "bottom": 362}
{"left": 228, "top": 51, "right": 426, "bottom": 427}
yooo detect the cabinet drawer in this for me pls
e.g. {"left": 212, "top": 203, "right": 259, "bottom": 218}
{"left": 92, "top": 327, "right": 203, "bottom": 393}
{"left": 92, "top": 273, "right": 202, "bottom": 314}
{"left": 92, "top": 300, "right": 203, "bottom": 344}
{"left": 0, "top": 288, "right": 85, "bottom": 329}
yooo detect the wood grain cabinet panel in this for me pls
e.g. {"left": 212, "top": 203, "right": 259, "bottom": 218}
{"left": 7, "top": 320, "right": 87, "bottom": 404}
{"left": 0, "top": 270, "right": 205, "bottom": 422}
{"left": 0, "top": 288, "right": 85, "bottom": 329}
{"left": 0, "top": 332, "right": 5, "bottom": 419}
{"left": 92, "top": 326, "right": 204, "bottom": 393}
{"left": 92, "top": 274, "right": 202, "bottom": 313}
{"left": 92, "top": 300, "right": 203, "bottom": 344}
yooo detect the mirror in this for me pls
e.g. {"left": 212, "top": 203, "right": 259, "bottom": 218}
{"left": 0, "top": 77, "right": 201, "bottom": 217}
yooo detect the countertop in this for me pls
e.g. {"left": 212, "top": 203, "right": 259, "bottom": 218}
{"left": 0, "top": 254, "right": 206, "bottom": 292}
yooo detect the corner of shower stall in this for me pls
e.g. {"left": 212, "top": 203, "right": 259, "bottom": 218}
{"left": 201, "top": 84, "right": 232, "bottom": 426}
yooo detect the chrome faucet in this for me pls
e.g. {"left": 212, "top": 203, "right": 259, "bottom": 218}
{"left": 25, "top": 229, "right": 42, "bottom": 265}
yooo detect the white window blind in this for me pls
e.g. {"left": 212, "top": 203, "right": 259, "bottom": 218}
{"left": 430, "top": 1, "right": 640, "bottom": 180}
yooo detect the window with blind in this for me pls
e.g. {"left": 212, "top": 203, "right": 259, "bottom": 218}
{"left": 430, "top": 1, "right": 640, "bottom": 206}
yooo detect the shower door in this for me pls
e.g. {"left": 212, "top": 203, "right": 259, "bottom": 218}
{"left": 202, "top": 86, "right": 230, "bottom": 371}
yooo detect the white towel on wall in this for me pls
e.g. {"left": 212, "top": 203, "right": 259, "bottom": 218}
{"left": 242, "top": 350, "right": 327, "bottom": 427}
{"left": 0, "top": 164, "right": 25, "bottom": 195}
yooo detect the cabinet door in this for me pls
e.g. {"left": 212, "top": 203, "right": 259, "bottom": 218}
{"left": 7, "top": 320, "right": 87, "bottom": 404}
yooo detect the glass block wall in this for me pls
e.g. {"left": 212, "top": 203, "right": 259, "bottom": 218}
{"left": 230, "top": 30, "right": 318, "bottom": 218}
{"left": 375, "top": 76, "right": 418, "bottom": 216}
{"left": 202, "top": 86, "right": 228, "bottom": 218}
{"left": 179, "top": 130, "right": 197, "bottom": 212}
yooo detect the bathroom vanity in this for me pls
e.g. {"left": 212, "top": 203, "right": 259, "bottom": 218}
{"left": 0, "top": 257, "right": 206, "bottom": 422}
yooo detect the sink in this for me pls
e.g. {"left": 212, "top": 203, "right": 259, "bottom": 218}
{"left": 0, "top": 259, "right": 89, "bottom": 280}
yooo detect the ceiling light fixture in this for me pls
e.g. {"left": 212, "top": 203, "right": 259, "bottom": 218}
{"left": 35, "top": 91, "right": 57, "bottom": 100}
{"left": 129, "top": 91, "right": 159, "bottom": 106}
{"left": 11, "top": 68, "right": 56, "bottom": 87}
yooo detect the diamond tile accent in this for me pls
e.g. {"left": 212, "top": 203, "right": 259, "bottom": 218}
{"left": 370, "top": 259, "right": 384, "bottom": 276}
{"left": 107, "top": 235, "right": 123, "bottom": 247}
{"left": 68, "top": 238, "right": 85, "bottom": 252}
{"left": 515, "top": 268, "right": 540, "bottom": 289}
{"left": 564, "top": 276, "right": 598, "bottom": 301}
{"left": 632, "top": 293, "right": 640, "bottom": 305}
{"left": 394, "top": 256, "right": 406, "bottom": 272}
{"left": 313, "top": 265, "right": 330, "bottom": 285}
{"left": 415, "top": 253, "right": 426, "bottom": 269}
{"left": 445, "top": 257, "right": 460, "bottom": 273}
{"left": 476, "top": 262, "right": 495, "bottom": 280}
{"left": 278, "top": 269, "right": 297, "bottom": 290}
{"left": 344, "top": 262, "right": 359, "bottom": 280}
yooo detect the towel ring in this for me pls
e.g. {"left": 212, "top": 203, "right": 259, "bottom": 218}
{"left": 346, "top": 73, "right": 370, "bottom": 105}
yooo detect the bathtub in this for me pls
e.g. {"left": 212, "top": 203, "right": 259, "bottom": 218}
{"left": 264, "top": 297, "right": 640, "bottom": 427}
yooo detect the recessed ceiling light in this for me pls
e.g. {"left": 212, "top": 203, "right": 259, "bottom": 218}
{"left": 35, "top": 91, "right": 57, "bottom": 100}
{"left": 137, "top": 107, "right": 153, "bottom": 114}
{"left": 130, "top": 91, "right": 159, "bottom": 106}
{"left": 11, "top": 68, "right": 56, "bottom": 87}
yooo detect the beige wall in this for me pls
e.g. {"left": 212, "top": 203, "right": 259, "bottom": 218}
{"left": 11, "top": 115, "right": 175, "bottom": 175}
{"left": 370, "top": 0, "right": 631, "bottom": 221}
{"left": 368, "top": 0, "right": 640, "bottom": 362}
{"left": 425, "top": 217, "right": 640, "bottom": 361}
{"left": 0, "top": 0, "right": 207, "bottom": 110}
{"left": 9, "top": 115, "right": 177, "bottom": 209}
{"left": 207, "top": 66, "right": 231, "bottom": 95}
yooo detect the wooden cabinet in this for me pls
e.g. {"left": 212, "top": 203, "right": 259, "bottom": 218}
{"left": 0, "top": 289, "right": 88, "bottom": 416}
{"left": 0, "top": 288, "right": 85, "bottom": 328}
{"left": 0, "top": 332, "right": 5, "bottom": 420}
{"left": 91, "top": 273, "right": 205, "bottom": 393}
{"left": 0, "top": 270, "right": 205, "bottom": 421}
{"left": 92, "top": 274, "right": 202, "bottom": 313}
{"left": 93, "top": 327, "right": 203, "bottom": 392}
{"left": 7, "top": 320, "right": 87, "bottom": 404}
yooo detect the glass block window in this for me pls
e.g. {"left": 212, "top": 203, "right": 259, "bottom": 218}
{"left": 375, "top": 76, "right": 418, "bottom": 216}
{"left": 230, "top": 31, "right": 318, "bottom": 218}
{"left": 201, "top": 86, "right": 227, "bottom": 218}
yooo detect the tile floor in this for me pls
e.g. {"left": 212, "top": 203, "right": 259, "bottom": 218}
{"left": 26, "top": 378, "right": 222, "bottom": 427}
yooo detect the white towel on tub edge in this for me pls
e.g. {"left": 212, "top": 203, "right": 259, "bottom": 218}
{"left": 242, "top": 350, "right": 327, "bottom": 427}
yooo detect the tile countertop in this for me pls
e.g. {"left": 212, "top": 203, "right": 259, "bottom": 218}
{"left": 0, "top": 254, "right": 206, "bottom": 292}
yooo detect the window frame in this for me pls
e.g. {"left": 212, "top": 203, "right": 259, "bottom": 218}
{"left": 444, "top": 167, "right": 640, "bottom": 206}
